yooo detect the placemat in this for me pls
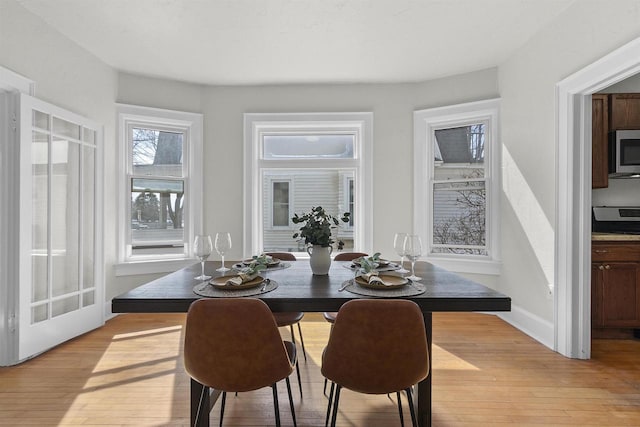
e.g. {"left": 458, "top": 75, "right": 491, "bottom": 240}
{"left": 193, "top": 279, "right": 278, "bottom": 298}
{"left": 341, "top": 279, "right": 425, "bottom": 297}
{"left": 232, "top": 262, "right": 292, "bottom": 271}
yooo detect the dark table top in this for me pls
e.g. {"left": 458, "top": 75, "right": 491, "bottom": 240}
{"left": 111, "top": 260, "right": 511, "bottom": 314}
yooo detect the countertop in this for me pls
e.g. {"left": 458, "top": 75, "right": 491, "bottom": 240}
{"left": 592, "top": 232, "right": 640, "bottom": 241}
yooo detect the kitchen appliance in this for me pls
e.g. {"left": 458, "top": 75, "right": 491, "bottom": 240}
{"left": 609, "top": 130, "right": 640, "bottom": 176}
{"left": 592, "top": 206, "right": 640, "bottom": 234}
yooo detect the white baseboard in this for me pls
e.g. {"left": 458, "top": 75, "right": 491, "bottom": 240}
{"left": 104, "top": 300, "right": 117, "bottom": 321}
{"left": 495, "top": 304, "right": 554, "bottom": 350}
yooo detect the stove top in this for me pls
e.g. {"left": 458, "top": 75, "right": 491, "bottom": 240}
{"left": 592, "top": 206, "right": 640, "bottom": 234}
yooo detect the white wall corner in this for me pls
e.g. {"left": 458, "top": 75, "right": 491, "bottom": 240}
{"left": 497, "top": 303, "right": 555, "bottom": 350}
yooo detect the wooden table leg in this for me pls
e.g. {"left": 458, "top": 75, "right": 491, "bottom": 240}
{"left": 416, "top": 312, "right": 433, "bottom": 427}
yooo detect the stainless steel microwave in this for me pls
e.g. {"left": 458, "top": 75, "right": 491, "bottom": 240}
{"left": 609, "top": 129, "right": 640, "bottom": 175}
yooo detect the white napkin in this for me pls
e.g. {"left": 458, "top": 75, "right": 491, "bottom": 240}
{"left": 362, "top": 272, "right": 388, "bottom": 286}
{"left": 226, "top": 273, "right": 257, "bottom": 286}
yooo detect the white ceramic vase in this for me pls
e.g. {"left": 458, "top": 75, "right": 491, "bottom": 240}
{"left": 307, "top": 245, "right": 333, "bottom": 275}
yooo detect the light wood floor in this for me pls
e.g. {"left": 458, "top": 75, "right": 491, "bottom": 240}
{"left": 1, "top": 313, "right": 640, "bottom": 426}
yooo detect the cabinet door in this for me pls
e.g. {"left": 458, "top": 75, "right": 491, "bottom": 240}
{"left": 591, "top": 264, "right": 604, "bottom": 327}
{"left": 601, "top": 262, "right": 640, "bottom": 327}
{"left": 610, "top": 93, "right": 640, "bottom": 129}
{"left": 592, "top": 95, "right": 609, "bottom": 188}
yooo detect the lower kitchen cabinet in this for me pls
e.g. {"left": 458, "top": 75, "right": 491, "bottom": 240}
{"left": 591, "top": 242, "right": 640, "bottom": 329}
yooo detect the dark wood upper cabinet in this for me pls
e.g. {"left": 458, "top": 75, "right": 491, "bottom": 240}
{"left": 609, "top": 93, "right": 640, "bottom": 129}
{"left": 592, "top": 94, "right": 609, "bottom": 189}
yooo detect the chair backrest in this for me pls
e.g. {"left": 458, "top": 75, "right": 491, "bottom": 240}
{"left": 321, "top": 299, "right": 429, "bottom": 394}
{"left": 184, "top": 298, "right": 294, "bottom": 392}
{"left": 265, "top": 252, "right": 297, "bottom": 261}
{"left": 334, "top": 252, "right": 368, "bottom": 261}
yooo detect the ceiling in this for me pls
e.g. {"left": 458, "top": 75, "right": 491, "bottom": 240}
{"left": 17, "top": 0, "right": 576, "bottom": 86}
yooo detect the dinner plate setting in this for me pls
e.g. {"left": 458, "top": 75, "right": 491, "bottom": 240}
{"left": 193, "top": 275, "right": 278, "bottom": 298}
{"left": 341, "top": 274, "right": 426, "bottom": 297}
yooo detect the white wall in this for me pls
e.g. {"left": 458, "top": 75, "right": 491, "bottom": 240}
{"left": 116, "top": 70, "right": 499, "bottom": 291}
{"left": 498, "top": 0, "right": 640, "bottom": 326}
{"left": 0, "top": 0, "right": 119, "bottom": 302}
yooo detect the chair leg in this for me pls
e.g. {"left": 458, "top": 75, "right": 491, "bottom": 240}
{"left": 285, "top": 377, "right": 297, "bottom": 427}
{"left": 405, "top": 387, "right": 417, "bottom": 427}
{"left": 330, "top": 384, "right": 342, "bottom": 427}
{"left": 219, "top": 391, "right": 227, "bottom": 427}
{"left": 323, "top": 377, "right": 328, "bottom": 396}
{"left": 295, "top": 356, "right": 303, "bottom": 398}
{"left": 324, "top": 381, "right": 335, "bottom": 427}
{"left": 397, "top": 391, "right": 404, "bottom": 427}
{"left": 272, "top": 383, "right": 281, "bottom": 427}
{"left": 296, "top": 322, "right": 307, "bottom": 362}
{"left": 194, "top": 385, "right": 208, "bottom": 427}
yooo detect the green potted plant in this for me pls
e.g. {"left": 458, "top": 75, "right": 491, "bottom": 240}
{"left": 292, "top": 206, "right": 350, "bottom": 275}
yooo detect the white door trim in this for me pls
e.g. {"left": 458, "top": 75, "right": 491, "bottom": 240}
{"left": 556, "top": 36, "right": 640, "bottom": 358}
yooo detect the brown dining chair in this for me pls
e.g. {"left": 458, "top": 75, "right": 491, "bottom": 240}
{"left": 323, "top": 252, "right": 368, "bottom": 324}
{"left": 321, "top": 299, "right": 429, "bottom": 427}
{"left": 265, "top": 252, "right": 308, "bottom": 372}
{"left": 184, "top": 298, "right": 298, "bottom": 427}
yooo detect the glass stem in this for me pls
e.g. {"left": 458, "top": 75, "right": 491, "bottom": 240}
{"left": 411, "top": 260, "right": 416, "bottom": 277}
{"left": 200, "top": 261, "right": 205, "bottom": 278}
{"left": 221, "top": 256, "right": 225, "bottom": 270}
{"left": 400, "top": 256, "right": 405, "bottom": 268}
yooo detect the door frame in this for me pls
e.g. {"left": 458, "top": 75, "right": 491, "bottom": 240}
{"left": 556, "top": 37, "right": 640, "bottom": 358}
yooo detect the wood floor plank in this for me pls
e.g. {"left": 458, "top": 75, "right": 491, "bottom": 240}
{"left": 1, "top": 312, "right": 639, "bottom": 426}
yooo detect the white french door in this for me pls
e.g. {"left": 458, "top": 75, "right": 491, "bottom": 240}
{"left": 18, "top": 93, "right": 103, "bottom": 360}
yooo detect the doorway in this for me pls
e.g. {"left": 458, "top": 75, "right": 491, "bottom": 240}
{"left": 556, "top": 37, "right": 640, "bottom": 359}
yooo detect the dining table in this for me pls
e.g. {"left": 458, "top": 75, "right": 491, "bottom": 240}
{"left": 111, "top": 259, "right": 511, "bottom": 427}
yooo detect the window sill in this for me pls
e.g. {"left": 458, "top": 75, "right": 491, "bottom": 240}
{"left": 115, "top": 258, "right": 196, "bottom": 276}
{"left": 425, "top": 256, "right": 502, "bottom": 276}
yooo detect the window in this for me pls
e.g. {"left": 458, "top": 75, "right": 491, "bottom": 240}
{"left": 116, "top": 105, "right": 203, "bottom": 275}
{"left": 270, "top": 179, "right": 291, "bottom": 228}
{"left": 414, "top": 99, "right": 501, "bottom": 275}
{"left": 244, "top": 113, "right": 373, "bottom": 257}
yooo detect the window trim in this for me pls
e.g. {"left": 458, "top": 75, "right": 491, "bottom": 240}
{"left": 244, "top": 112, "right": 373, "bottom": 258}
{"left": 413, "top": 99, "right": 501, "bottom": 275}
{"left": 115, "top": 104, "right": 203, "bottom": 276}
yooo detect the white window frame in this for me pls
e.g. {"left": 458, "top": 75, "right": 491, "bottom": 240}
{"left": 341, "top": 172, "right": 355, "bottom": 230}
{"left": 267, "top": 176, "right": 294, "bottom": 230}
{"left": 244, "top": 112, "right": 373, "bottom": 258}
{"left": 115, "top": 104, "right": 203, "bottom": 276}
{"left": 414, "top": 99, "right": 501, "bottom": 275}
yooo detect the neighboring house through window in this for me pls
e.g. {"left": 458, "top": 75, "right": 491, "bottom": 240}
{"left": 116, "top": 104, "right": 203, "bottom": 275}
{"left": 414, "top": 99, "right": 501, "bottom": 275}
{"left": 244, "top": 113, "right": 373, "bottom": 257}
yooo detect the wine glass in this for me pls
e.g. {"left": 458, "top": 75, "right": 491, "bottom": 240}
{"left": 404, "top": 235, "right": 423, "bottom": 281}
{"left": 393, "top": 232, "right": 409, "bottom": 274}
{"left": 193, "top": 235, "right": 213, "bottom": 280}
{"left": 215, "top": 232, "right": 232, "bottom": 272}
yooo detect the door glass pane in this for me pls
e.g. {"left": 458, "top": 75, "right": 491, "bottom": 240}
{"left": 82, "top": 291, "right": 95, "bottom": 307}
{"left": 132, "top": 128, "right": 183, "bottom": 177}
{"left": 31, "top": 304, "right": 48, "bottom": 324}
{"left": 272, "top": 181, "right": 289, "bottom": 226}
{"left": 31, "top": 131, "right": 49, "bottom": 304}
{"left": 263, "top": 134, "right": 354, "bottom": 159}
{"left": 51, "top": 137, "right": 80, "bottom": 297}
{"left": 52, "top": 295, "right": 79, "bottom": 318}
{"left": 53, "top": 116, "right": 80, "bottom": 140}
{"left": 32, "top": 110, "right": 49, "bottom": 130}
{"left": 131, "top": 178, "right": 185, "bottom": 256}
{"left": 83, "top": 146, "right": 95, "bottom": 290}
{"left": 262, "top": 169, "right": 355, "bottom": 252}
{"left": 432, "top": 181, "right": 487, "bottom": 255}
